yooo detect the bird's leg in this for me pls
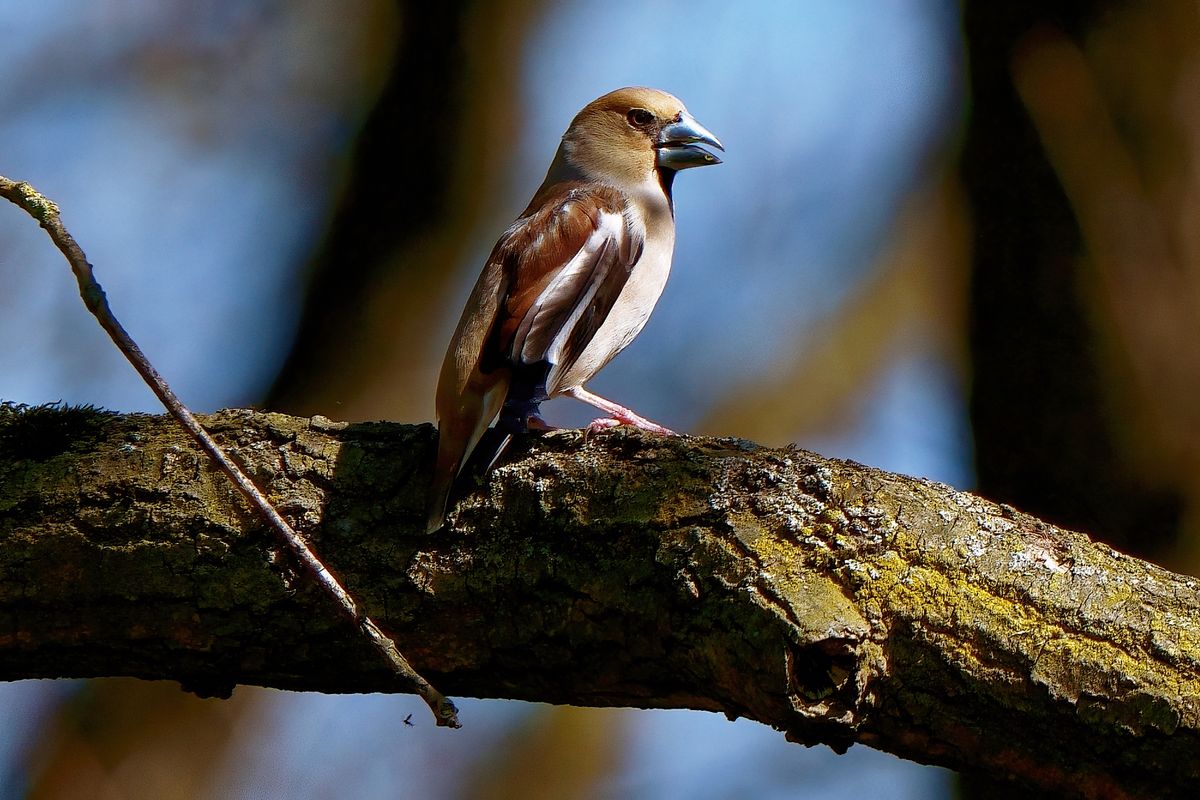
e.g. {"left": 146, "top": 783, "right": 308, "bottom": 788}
{"left": 498, "top": 364, "right": 557, "bottom": 434}
{"left": 497, "top": 404, "right": 556, "bottom": 435}
{"left": 564, "top": 386, "right": 677, "bottom": 436}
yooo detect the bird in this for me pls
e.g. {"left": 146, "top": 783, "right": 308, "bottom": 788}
{"left": 427, "top": 86, "right": 722, "bottom": 532}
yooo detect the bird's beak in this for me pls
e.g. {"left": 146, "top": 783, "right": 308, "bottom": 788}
{"left": 656, "top": 110, "right": 724, "bottom": 170}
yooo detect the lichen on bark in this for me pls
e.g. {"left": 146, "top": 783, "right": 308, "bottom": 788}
{"left": 1, "top": 403, "right": 1198, "bottom": 798}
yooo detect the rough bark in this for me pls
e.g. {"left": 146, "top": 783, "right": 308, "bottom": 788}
{"left": 0, "top": 404, "right": 1197, "bottom": 799}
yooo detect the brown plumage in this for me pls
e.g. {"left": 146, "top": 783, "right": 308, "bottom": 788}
{"left": 427, "top": 87, "right": 722, "bottom": 531}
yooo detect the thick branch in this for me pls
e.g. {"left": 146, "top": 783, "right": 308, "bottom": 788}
{"left": 1, "top": 405, "right": 1197, "bottom": 798}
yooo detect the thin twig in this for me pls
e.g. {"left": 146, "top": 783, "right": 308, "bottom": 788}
{"left": 0, "top": 175, "right": 459, "bottom": 728}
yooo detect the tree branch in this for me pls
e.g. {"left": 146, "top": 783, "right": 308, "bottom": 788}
{"left": 0, "top": 175, "right": 457, "bottom": 727}
{"left": 1, "top": 404, "right": 1197, "bottom": 798}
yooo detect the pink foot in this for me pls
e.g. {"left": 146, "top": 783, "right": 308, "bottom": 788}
{"left": 564, "top": 386, "right": 678, "bottom": 438}
{"left": 615, "top": 413, "right": 677, "bottom": 436}
{"left": 583, "top": 414, "right": 676, "bottom": 438}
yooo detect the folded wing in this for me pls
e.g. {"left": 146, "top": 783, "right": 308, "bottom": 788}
{"left": 492, "top": 183, "right": 643, "bottom": 394}
{"left": 428, "top": 183, "right": 642, "bottom": 531}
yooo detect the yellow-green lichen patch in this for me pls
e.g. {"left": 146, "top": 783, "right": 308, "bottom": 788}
{"left": 744, "top": 529, "right": 869, "bottom": 643}
{"left": 842, "top": 533, "right": 1200, "bottom": 732}
{"left": 726, "top": 510, "right": 770, "bottom": 548}
{"left": 1147, "top": 607, "right": 1200, "bottom": 668}
{"left": 818, "top": 507, "right": 849, "bottom": 528}
{"left": 777, "top": 569, "right": 870, "bottom": 644}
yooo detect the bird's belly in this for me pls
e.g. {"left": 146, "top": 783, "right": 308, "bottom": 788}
{"left": 554, "top": 236, "right": 673, "bottom": 390}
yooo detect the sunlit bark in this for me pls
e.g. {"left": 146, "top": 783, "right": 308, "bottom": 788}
{"left": 1, "top": 405, "right": 1197, "bottom": 799}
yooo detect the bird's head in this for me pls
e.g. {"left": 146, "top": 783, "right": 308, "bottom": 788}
{"left": 557, "top": 87, "right": 723, "bottom": 187}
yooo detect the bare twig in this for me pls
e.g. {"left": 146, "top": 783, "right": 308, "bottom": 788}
{"left": 0, "top": 175, "right": 459, "bottom": 727}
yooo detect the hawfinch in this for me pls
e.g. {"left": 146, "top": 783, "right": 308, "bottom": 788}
{"left": 427, "top": 87, "right": 722, "bottom": 531}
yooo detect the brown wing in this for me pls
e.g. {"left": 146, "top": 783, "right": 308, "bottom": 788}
{"left": 429, "top": 244, "right": 512, "bottom": 531}
{"left": 492, "top": 183, "right": 642, "bottom": 393}
{"left": 428, "top": 182, "right": 642, "bottom": 530}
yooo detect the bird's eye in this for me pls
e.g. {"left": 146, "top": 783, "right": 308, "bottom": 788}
{"left": 626, "top": 108, "right": 655, "bottom": 127}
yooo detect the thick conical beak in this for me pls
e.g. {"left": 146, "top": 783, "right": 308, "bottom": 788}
{"left": 656, "top": 110, "right": 724, "bottom": 170}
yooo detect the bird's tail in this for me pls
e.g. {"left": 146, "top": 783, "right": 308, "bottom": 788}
{"left": 425, "top": 432, "right": 463, "bottom": 534}
{"left": 426, "top": 426, "right": 515, "bottom": 533}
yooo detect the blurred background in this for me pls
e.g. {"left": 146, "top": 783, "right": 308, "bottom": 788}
{"left": 1, "top": 0, "right": 1197, "bottom": 797}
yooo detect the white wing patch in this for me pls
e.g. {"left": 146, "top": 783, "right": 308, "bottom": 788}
{"left": 518, "top": 207, "right": 627, "bottom": 365}
{"left": 553, "top": 177, "right": 674, "bottom": 391}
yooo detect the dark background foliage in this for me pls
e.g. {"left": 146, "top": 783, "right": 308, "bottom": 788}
{"left": 3, "top": 1, "right": 1197, "bottom": 797}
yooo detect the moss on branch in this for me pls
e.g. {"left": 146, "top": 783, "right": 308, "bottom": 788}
{"left": 1, "top": 403, "right": 1197, "bottom": 798}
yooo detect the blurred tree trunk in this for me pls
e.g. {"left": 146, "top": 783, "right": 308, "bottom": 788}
{"left": 961, "top": 0, "right": 1182, "bottom": 562}
{"left": 267, "top": 0, "right": 544, "bottom": 425}
{"left": 960, "top": 0, "right": 1192, "bottom": 796}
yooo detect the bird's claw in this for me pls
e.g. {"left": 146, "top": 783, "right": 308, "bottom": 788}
{"left": 583, "top": 417, "right": 624, "bottom": 439}
{"left": 582, "top": 415, "right": 677, "bottom": 440}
